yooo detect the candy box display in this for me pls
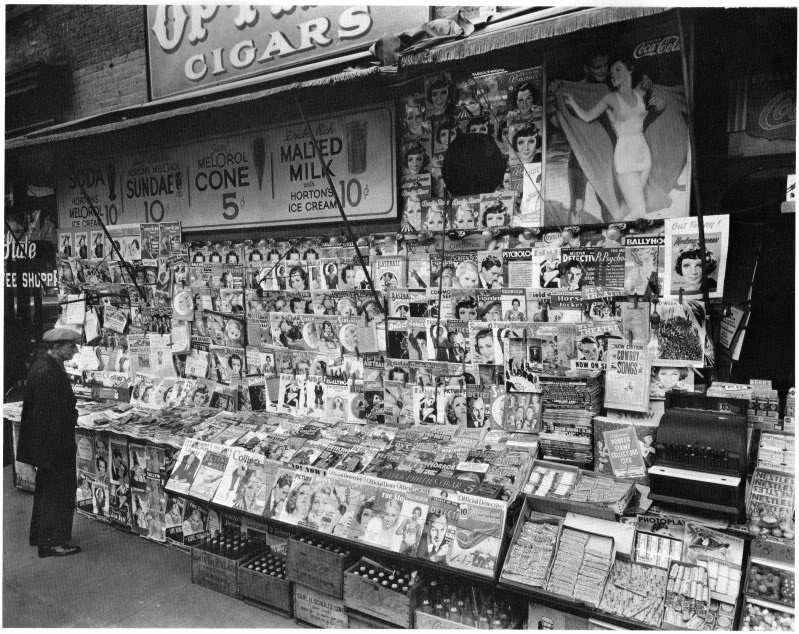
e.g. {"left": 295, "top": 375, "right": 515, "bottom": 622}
{"left": 500, "top": 499, "right": 561, "bottom": 590}
{"left": 745, "top": 561, "right": 795, "bottom": 607}
{"left": 741, "top": 596, "right": 796, "bottom": 631}
{"left": 662, "top": 561, "right": 710, "bottom": 630}
{"left": 703, "top": 600, "right": 737, "bottom": 631}
{"left": 544, "top": 526, "right": 615, "bottom": 608}
{"left": 747, "top": 467, "right": 795, "bottom": 537}
{"left": 597, "top": 559, "right": 667, "bottom": 627}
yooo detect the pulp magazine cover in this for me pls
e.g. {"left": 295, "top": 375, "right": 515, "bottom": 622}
{"left": 395, "top": 490, "right": 431, "bottom": 556}
{"left": 299, "top": 473, "right": 345, "bottom": 534}
{"left": 651, "top": 299, "right": 708, "bottom": 367}
{"left": 664, "top": 214, "right": 729, "bottom": 299}
{"left": 549, "top": 290, "right": 583, "bottom": 322}
{"left": 624, "top": 245, "right": 664, "bottom": 298}
{"left": 503, "top": 248, "right": 533, "bottom": 288}
{"left": 277, "top": 471, "right": 314, "bottom": 526}
{"left": 210, "top": 382, "right": 238, "bottom": 412}
{"left": 373, "top": 255, "right": 407, "bottom": 292}
{"left": 212, "top": 448, "right": 264, "bottom": 510}
{"left": 362, "top": 482, "right": 412, "bottom": 551}
{"left": 449, "top": 195, "right": 480, "bottom": 231}
{"left": 188, "top": 444, "right": 231, "bottom": 502}
{"left": 620, "top": 300, "right": 650, "bottom": 346}
{"left": 476, "top": 250, "right": 505, "bottom": 289}
{"left": 384, "top": 381, "right": 414, "bottom": 428}
{"left": 531, "top": 247, "right": 562, "bottom": 289}
{"left": 264, "top": 466, "right": 295, "bottom": 519}
{"left": 387, "top": 289, "right": 412, "bottom": 318}
{"left": 604, "top": 342, "right": 651, "bottom": 413}
{"left": 129, "top": 442, "right": 148, "bottom": 489}
{"left": 164, "top": 439, "right": 210, "bottom": 495}
{"left": 131, "top": 489, "right": 150, "bottom": 534}
{"left": 164, "top": 494, "right": 186, "bottom": 546}
{"left": 416, "top": 493, "right": 459, "bottom": 565}
{"left": 593, "top": 416, "right": 657, "bottom": 482}
{"left": 108, "top": 480, "right": 131, "bottom": 526}
{"left": 634, "top": 514, "right": 686, "bottom": 569}
{"left": 108, "top": 435, "right": 129, "bottom": 485}
{"left": 478, "top": 192, "right": 515, "bottom": 229}
{"left": 181, "top": 500, "right": 210, "bottom": 547}
{"left": 469, "top": 322, "right": 501, "bottom": 366}
{"left": 650, "top": 366, "right": 695, "bottom": 399}
{"left": 143, "top": 480, "right": 167, "bottom": 543}
{"left": 502, "top": 391, "right": 541, "bottom": 433}
{"left": 347, "top": 473, "right": 382, "bottom": 542}
{"left": 448, "top": 493, "right": 506, "bottom": 577}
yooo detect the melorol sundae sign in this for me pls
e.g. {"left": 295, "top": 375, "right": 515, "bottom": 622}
{"left": 56, "top": 103, "right": 396, "bottom": 230}
{"left": 146, "top": 5, "right": 428, "bottom": 99}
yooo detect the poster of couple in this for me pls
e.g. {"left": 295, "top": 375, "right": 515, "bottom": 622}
{"left": 545, "top": 23, "right": 691, "bottom": 226}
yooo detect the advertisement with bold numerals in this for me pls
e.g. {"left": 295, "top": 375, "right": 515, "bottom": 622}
{"left": 56, "top": 103, "right": 396, "bottom": 233}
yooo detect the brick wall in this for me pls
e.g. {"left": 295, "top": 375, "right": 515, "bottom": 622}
{"left": 5, "top": 5, "right": 513, "bottom": 124}
{"left": 6, "top": 5, "right": 148, "bottom": 121}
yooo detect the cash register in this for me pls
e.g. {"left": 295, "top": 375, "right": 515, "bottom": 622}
{"left": 648, "top": 393, "right": 747, "bottom": 519}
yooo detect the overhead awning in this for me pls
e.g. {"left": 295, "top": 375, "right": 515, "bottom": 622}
{"left": 400, "top": 6, "right": 672, "bottom": 69}
{"left": 6, "top": 65, "right": 389, "bottom": 151}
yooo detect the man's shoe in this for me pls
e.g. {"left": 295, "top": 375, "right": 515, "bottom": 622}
{"left": 38, "top": 545, "right": 82, "bottom": 558}
{"left": 29, "top": 538, "right": 38, "bottom": 547}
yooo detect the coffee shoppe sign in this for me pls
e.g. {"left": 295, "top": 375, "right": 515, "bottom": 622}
{"left": 146, "top": 5, "right": 428, "bottom": 99}
{"left": 56, "top": 103, "right": 396, "bottom": 231}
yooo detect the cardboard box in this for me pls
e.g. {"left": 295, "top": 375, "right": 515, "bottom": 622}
{"left": 500, "top": 498, "right": 561, "bottom": 591}
{"left": 343, "top": 557, "right": 423, "bottom": 628}
{"left": 237, "top": 550, "right": 293, "bottom": 617}
{"left": 293, "top": 584, "right": 348, "bottom": 629}
{"left": 286, "top": 536, "right": 355, "bottom": 598}
{"left": 523, "top": 459, "right": 628, "bottom": 521}
{"left": 190, "top": 546, "right": 249, "bottom": 598}
{"left": 414, "top": 610, "right": 475, "bottom": 629}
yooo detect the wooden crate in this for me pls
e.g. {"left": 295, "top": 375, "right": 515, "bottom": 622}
{"left": 342, "top": 557, "right": 423, "bottom": 628}
{"left": 286, "top": 537, "right": 354, "bottom": 598}
{"left": 414, "top": 610, "right": 475, "bottom": 629}
{"left": 238, "top": 552, "right": 293, "bottom": 617}
{"left": 346, "top": 608, "right": 396, "bottom": 629}
{"left": 190, "top": 547, "right": 249, "bottom": 598}
{"left": 293, "top": 584, "right": 349, "bottom": 629}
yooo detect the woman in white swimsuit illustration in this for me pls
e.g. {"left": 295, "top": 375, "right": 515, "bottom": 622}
{"left": 563, "top": 57, "right": 656, "bottom": 220}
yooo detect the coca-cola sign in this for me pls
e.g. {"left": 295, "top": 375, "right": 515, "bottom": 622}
{"left": 633, "top": 35, "right": 681, "bottom": 59}
{"left": 758, "top": 90, "right": 796, "bottom": 131}
{"left": 746, "top": 72, "right": 796, "bottom": 142}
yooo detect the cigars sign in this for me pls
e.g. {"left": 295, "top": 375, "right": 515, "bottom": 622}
{"left": 55, "top": 103, "right": 396, "bottom": 231}
{"left": 146, "top": 5, "right": 428, "bottom": 99}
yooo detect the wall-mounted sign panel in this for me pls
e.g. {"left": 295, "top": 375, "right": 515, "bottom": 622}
{"left": 146, "top": 5, "right": 428, "bottom": 100}
{"left": 56, "top": 103, "right": 396, "bottom": 231}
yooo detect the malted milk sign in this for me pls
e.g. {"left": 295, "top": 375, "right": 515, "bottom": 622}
{"left": 146, "top": 5, "right": 429, "bottom": 99}
{"left": 56, "top": 103, "right": 396, "bottom": 231}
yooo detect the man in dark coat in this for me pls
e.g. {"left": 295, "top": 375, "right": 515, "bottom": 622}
{"left": 17, "top": 328, "right": 82, "bottom": 558}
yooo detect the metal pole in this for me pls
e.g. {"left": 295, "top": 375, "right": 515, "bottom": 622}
{"left": 293, "top": 95, "right": 385, "bottom": 314}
